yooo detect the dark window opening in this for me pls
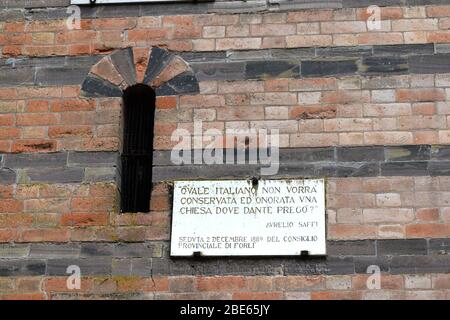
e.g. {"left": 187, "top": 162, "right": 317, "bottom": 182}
{"left": 120, "top": 84, "right": 156, "bottom": 213}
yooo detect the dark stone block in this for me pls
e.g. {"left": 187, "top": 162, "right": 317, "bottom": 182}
{"left": 373, "top": 44, "right": 434, "bottom": 56}
{"left": 284, "top": 256, "right": 354, "bottom": 275}
{"left": 65, "top": 55, "right": 104, "bottom": 68}
{"left": 428, "top": 161, "right": 450, "bottom": 176}
{"left": 178, "top": 51, "right": 227, "bottom": 63}
{"left": 0, "top": 67, "right": 35, "bottom": 86}
{"left": 139, "top": 2, "right": 209, "bottom": 16}
{"left": 0, "top": 0, "right": 69, "bottom": 8}
{"left": 80, "top": 243, "right": 114, "bottom": 257}
{"left": 187, "top": 259, "right": 222, "bottom": 276}
{"left": 361, "top": 56, "right": 408, "bottom": 74}
{"left": 209, "top": 0, "right": 267, "bottom": 13}
{"left": 0, "top": 169, "right": 16, "bottom": 184}
{"left": 335, "top": 162, "right": 380, "bottom": 177}
{"left": 143, "top": 47, "right": 172, "bottom": 85}
{"left": 114, "top": 243, "right": 153, "bottom": 258}
{"left": 152, "top": 258, "right": 196, "bottom": 276}
{"left": 0, "top": 259, "right": 46, "bottom": 276}
{"left": 390, "top": 255, "right": 450, "bottom": 274}
{"left": 4, "top": 152, "right": 67, "bottom": 168}
{"left": 191, "top": 61, "right": 246, "bottom": 81}
{"left": 354, "top": 256, "right": 391, "bottom": 273}
{"left": 27, "top": 167, "right": 84, "bottom": 183}
{"left": 110, "top": 48, "right": 136, "bottom": 86}
{"left": 0, "top": 56, "right": 65, "bottom": 68}
{"left": 29, "top": 244, "right": 80, "bottom": 258}
{"left": 327, "top": 240, "right": 376, "bottom": 256}
{"left": 81, "top": 75, "right": 122, "bottom": 97}
{"left": 428, "top": 238, "right": 450, "bottom": 255}
{"left": 152, "top": 150, "right": 173, "bottom": 166}
{"left": 431, "top": 145, "right": 450, "bottom": 160}
{"left": 228, "top": 49, "right": 272, "bottom": 61}
{"left": 68, "top": 151, "right": 118, "bottom": 167}
{"left": 279, "top": 147, "right": 335, "bottom": 163}
{"left": 218, "top": 258, "right": 284, "bottom": 276}
{"left": 26, "top": 7, "right": 69, "bottom": 21}
{"left": 112, "top": 258, "right": 131, "bottom": 276}
{"left": 301, "top": 59, "right": 358, "bottom": 77}
{"left": 271, "top": 48, "right": 315, "bottom": 59}
{"left": 131, "top": 258, "right": 152, "bottom": 276}
{"left": 277, "top": 163, "right": 329, "bottom": 178}
{"left": 161, "top": 72, "right": 200, "bottom": 95}
{"left": 47, "top": 258, "right": 112, "bottom": 276}
{"left": 95, "top": 4, "right": 141, "bottom": 18}
{"left": 377, "top": 239, "right": 427, "bottom": 256}
{"left": 35, "top": 66, "right": 90, "bottom": 86}
{"left": 409, "top": 54, "right": 450, "bottom": 74}
{"left": 0, "top": 244, "right": 30, "bottom": 258}
{"left": 84, "top": 167, "right": 116, "bottom": 182}
{"left": 153, "top": 164, "right": 262, "bottom": 182}
{"left": 343, "top": 0, "right": 403, "bottom": 7}
{"left": 155, "top": 84, "right": 177, "bottom": 96}
{"left": 246, "top": 60, "right": 300, "bottom": 79}
{"left": 337, "top": 146, "right": 384, "bottom": 162}
{"left": 385, "top": 145, "right": 431, "bottom": 161}
{"left": 316, "top": 46, "right": 372, "bottom": 57}
{"left": 380, "top": 161, "right": 429, "bottom": 176}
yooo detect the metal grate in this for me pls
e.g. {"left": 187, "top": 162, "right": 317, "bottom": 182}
{"left": 120, "top": 84, "right": 156, "bottom": 213}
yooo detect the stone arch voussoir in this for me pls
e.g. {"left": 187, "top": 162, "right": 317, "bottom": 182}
{"left": 80, "top": 46, "right": 199, "bottom": 98}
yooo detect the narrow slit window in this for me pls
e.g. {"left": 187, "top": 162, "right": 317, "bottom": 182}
{"left": 120, "top": 84, "right": 156, "bottom": 213}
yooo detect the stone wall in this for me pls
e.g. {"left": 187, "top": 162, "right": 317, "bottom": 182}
{"left": 0, "top": 0, "right": 450, "bottom": 299}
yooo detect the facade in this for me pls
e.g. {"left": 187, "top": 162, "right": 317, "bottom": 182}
{"left": 0, "top": 0, "right": 450, "bottom": 300}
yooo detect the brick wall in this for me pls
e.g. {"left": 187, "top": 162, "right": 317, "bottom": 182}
{"left": 1, "top": 0, "right": 450, "bottom": 300}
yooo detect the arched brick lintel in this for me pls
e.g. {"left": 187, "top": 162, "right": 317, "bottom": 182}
{"left": 80, "top": 46, "right": 199, "bottom": 98}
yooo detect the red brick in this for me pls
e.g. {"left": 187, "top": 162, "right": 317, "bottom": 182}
{"left": 26, "top": 100, "right": 49, "bottom": 112}
{"left": 233, "top": 292, "right": 283, "bottom": 300}
{"left": 311, "top": 291, "right": 363, "bottom": 300}
{"left": 0, "top": 293, "right": 46, "bottom": 300}
{"left": 16, "top": 113, "right": 58, "bottom": 126}
{"left": 128, "top": 28, "right": 168, "bottom": 42}
{"left": 0, "top": 229, "right": 18, "bottom": 242}
{"left": 16, "top": 278, "right": 42, "bottom": 293}
{"left": 0, "top": 128, "right": 20, "bottom": 140}
{"left": 352, "top": 274, "right": 404, "bottom": 290}
{"left": 426, "top": 6, "right": 450, "bottom": 17}
{"left": 0, "top": 200, "right": 23, "bottom": 213}
{"left": 328, "top": 224, "right": 377, "bottom": 239}
{"left": 61, "top": 213, "right": 109, "bottom": 227}
{"left": 432, "top": 275, "right": 450, "bottom": 289}
{"left": 20, "top": 229, "right": 70, "bottom": 242}
{"left": 356, "top": 7, "right": 403, "bottom": 20}
{"left": 50, "top": 99, "right": 95, "bottom": 112}
{"left": 150, "top": 56, "right": 188, "bottom": 88}
{"left": 44, "top": 277, "right": 94, "bottom": 293}
{"left": 169, "top": 276, "right": 197, "bottom": 293}
{"left": 197, "top": 276, "right": 245, "bottom": 292}
{"left": 273, "top": 276, "right": 324, "bottom": 291}
{"left": 0, "top": 186, "right": 13, "bottom": 199}
{"left": 396, "top": 89, "right": 446, "bottom": 102}
{"left": 416, "top": 208, "right": 440, "bottom": 221}
{"left": 287, "top": 10, "right": 333, "bottom": 22}
{"left": 406, "top": 223, "right": 450, "bottom": 238}
{"left": 48, "top": 126, "right": 93, "bottom": 138}
{"left": 290, "top": 105, "right": 336, "bottom": 120}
